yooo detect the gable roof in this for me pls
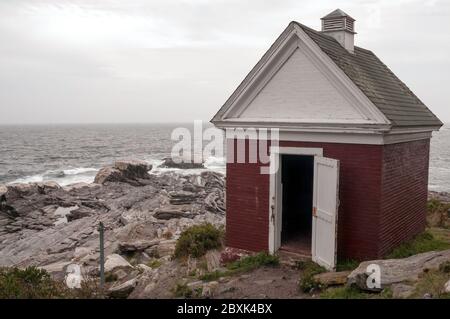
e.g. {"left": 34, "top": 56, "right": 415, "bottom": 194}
{"left": 297, "top": 23, "right": 442, "bottom": 128}
{"left": 212, "top": 21, "right": 442, "bottom": 129}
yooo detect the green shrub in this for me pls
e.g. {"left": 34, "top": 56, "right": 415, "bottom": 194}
{"left": 0, "top": 266, "right": 63, "bottom": 299}
{"left": 297, "top": 260, "right": 326, "bottom": 293}
{"left": 173, "top": 283, "right": 192, "bottom": 298}
{"left": 0, "top": 266, "right": 101, "bottom": 299}
{"left": 174, "top": 223, "right": 223, "bottom": 258}
{"left": 386, "top": 230, "right": 450, "bottom": 259}
{"left": 336, "top": 259, "right": 359, "bottom": 272}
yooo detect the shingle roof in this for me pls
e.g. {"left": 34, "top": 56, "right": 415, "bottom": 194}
{"left": 296, "top": 22, "right": 442, "bottom": 128}
{"left": 321, "top": 9, "right": 354, "bottom": 21}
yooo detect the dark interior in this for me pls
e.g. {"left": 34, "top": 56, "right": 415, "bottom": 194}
{"left": 281, "top": 154, "right": 314, "bottom": 252}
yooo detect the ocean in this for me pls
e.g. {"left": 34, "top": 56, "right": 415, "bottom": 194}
{"left": 0, "top": 123, "right": 449, "bottom": 192}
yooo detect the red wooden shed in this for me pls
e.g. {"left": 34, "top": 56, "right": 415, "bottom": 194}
{"left": 211, "top": 9, "right": 442, "bottom": 270}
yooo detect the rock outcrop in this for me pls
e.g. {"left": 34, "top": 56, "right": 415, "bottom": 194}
{"left": 94, "top": 159, "right": 152, "bottom": 185}
{"left": 347, "top": 249, "right": 450, "bottom": 291}
{"left": 0, "top": 158, "right": 225, "bottom": 298}
{"left": 159, "top": 157, "right": 204, "bottom": 169}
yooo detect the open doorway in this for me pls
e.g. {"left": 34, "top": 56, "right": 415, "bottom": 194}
{"left": 280, "top": 154, "right": 314, "bottom": 254}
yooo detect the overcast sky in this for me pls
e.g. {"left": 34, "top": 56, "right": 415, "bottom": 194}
{"left": 1, "top": 0, "right": 449, "bottom": 124}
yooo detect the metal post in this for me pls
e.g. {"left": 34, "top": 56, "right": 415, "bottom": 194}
{"left": 98, "top": 222, "right": 105, "bottom": 290}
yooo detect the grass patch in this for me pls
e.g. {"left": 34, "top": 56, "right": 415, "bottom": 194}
{"left": 146, "top": 259, "right": 162, "bottom": 269}
{"left": 427, "top": 199, "right": 450, "bottom": 228}
{"left": 199, "top": 252, "right": 279, "bottom": 282}
{"left": 386, "top": 230, "right": 450, "bottom": 259}
{"left": 174, "top": 223, "right": 223, "bottom": 259}
{"left": 336, "top": 259, "right": 359, "bottom": 272}
{"left": 173, "top": 282, "right": 203, "bottom": 299}
{"left": 199, "top": 270, "right": 227, "bottom": 281}
{"left": 227, "top": 252, "right": 279, "bottom": 272}
{"left": 408, "top": 265, "right": 450, "bottom": 299}
{"left": 296, "top": 260, "right": 327, "bottom": 293}
{"left": 320, "top": 286, "right": 393, "bottom": 299}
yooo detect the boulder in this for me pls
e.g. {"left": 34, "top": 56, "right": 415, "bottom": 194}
{"left": 159, "top": 157, "right": 204, "bottom": 169}
{"left": 347, "top": 249, "right": 450, "bottom": 291}
{"left": 94, "top": 166, "right": 122, "bottom": 184}
{"left": 146, "top": 240, "right": 176, "bottom": 257}
{"left": 94, "top": 159, "right": 152, "bottom": 184}
{"left": 114, "top": 159, "right": 152, "bottom": 179}
{"left": 313, "top": 271, "right": 351, "bottom": 286}
{"left": 36, "top": 181, "right": 61, "bottom": 192}
{"left": 104, "top": 254, "right": 134, "bottom": 273}
{"left": 118, "top": 239, "right": 160, "bottom": 253}
{"left": 108, "top": 277, "right": 137, "bottom": 298}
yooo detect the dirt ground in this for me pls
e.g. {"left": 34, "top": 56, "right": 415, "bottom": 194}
{"left": 214, "top": 265, "right": 307, "bottom": 299}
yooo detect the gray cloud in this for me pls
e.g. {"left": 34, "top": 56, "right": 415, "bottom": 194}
{"left": 0, "top": 0, "right": 449, "bottom": 124}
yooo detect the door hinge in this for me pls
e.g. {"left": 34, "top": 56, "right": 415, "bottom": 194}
{"left": 312, "top": 207, "right": 317, "bottom": 217}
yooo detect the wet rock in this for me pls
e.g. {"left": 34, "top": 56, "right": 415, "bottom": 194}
{"left": 159, "top": 157, "right": 204, "bottom": 169}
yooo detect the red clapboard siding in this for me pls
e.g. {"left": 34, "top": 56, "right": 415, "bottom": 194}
{"left": 378, "top": 139, "right": 430, "bottom": 256}
{"left": 225, "top": 138, "right": 430, "bottom": 261}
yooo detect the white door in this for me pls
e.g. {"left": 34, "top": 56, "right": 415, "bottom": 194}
{"left": 312, "top": 156, "right": 340, "bottom": 271}
{"left": 274, "top": 157, "right": 283, "bottom": 251}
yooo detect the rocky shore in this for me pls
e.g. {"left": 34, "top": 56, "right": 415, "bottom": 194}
{"left": 0, "top": 159, "right": 225, "bottom": 298}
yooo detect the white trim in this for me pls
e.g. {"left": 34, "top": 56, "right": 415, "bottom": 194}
{"left": 268, "top": 146, "right": 323, "bottom": 253}
{"left": 223, "top": 129, "right": 433, "bottom": 145}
